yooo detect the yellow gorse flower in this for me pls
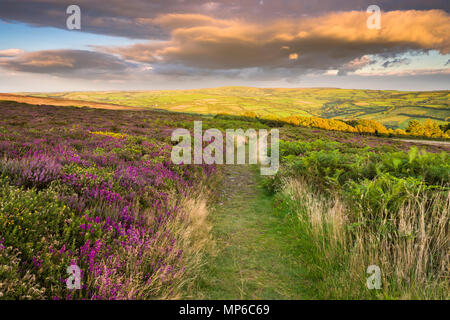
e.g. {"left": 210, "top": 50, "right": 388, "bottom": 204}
{"left": 89, "top": 131, "right": 127, "bottom": 139}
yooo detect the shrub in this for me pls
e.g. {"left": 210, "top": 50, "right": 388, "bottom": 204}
{"left": 0, "top": 154, "right": 61, "bottom": 189}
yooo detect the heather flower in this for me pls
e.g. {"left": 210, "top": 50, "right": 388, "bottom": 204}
{"left": 0, "top": 103, "right": 218, "bottom": 300}
{"left": 1, "top": 154, "right": 61, "bottom": 189}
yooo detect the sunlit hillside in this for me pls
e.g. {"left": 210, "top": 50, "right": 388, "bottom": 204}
{"left": 28, "top": 87, "right": 450, "bottom": 129}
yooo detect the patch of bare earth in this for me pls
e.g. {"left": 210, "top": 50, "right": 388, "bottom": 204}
{"left": 0, "top": 93, "right": 143, "bottom": 111}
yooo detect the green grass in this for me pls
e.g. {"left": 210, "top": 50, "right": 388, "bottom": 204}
{"left": 263, "top": 136, "right": 449, "bottom": 299}
{"left": 28, "top": 87, "right": 450, "bottom": 129}
{"left": 190, "top": 165, "right": 312, "bottom": 300}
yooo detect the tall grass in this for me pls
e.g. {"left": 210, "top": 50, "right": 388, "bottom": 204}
{"left": 278, "top": 178, "right": 449, "bottom": 299}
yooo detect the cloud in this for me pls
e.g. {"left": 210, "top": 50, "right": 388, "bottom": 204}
{"left": 0, "top": 1, "right": 448, "bottom": 39}
{"left": 338, "top": 55, "right": 372, "bottom": 75}
{"left": 382, "top": 57, "right": 411, "bottom": 68}
{"left": 0, "top": 49, "right": 135, "bottom": 77}
{"left": 0, "top": 49, "right": 25, "bottom": 57}
{"left": 1, "top": 5, "right": 449, "bottom": 83}
{"left": 98, "top": 10, "right": 450, "bottom": 79}
{"left": 357, "top": 68, "right": 450, "bottom": 76}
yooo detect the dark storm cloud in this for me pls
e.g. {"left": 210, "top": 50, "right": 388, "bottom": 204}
{"left": 0, "top": 49, "right": 135, "bottom": 77}
{"left": 0, "top": 0, "right": 449, "bottom": 39}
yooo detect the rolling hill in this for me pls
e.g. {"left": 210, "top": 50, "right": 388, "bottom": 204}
{"left": 21, "top": 87, "right": 450, "bottom": 129}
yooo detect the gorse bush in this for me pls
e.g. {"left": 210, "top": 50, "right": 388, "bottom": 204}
{"left": 238, "top": 110, "right": 450, "bottom": 139}
{"left": 406, "top": 119, "right": 450, "bottom": 138}
{"left": 0, "top": 176, "right": 80, "bottom": 297}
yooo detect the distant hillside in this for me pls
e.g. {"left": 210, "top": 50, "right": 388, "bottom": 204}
{"left": 0, "top": 93, "right": 144, "bottom": 111}
{"left": 25, "top": 87, "right": 450, "bottom": 129}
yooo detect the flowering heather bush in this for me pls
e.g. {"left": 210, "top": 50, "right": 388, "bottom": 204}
{"left": 1, "top": 154, "right": 61, "bottom": 189}
{"left": 0, "top": 102, "right": 216, "bottom": 300}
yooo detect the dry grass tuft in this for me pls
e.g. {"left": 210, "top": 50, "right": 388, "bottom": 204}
{"left": 282, "top": 178, "right": 449, "bottom": 299}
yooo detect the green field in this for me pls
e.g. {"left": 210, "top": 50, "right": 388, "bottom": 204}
{"left": 28, "top": 87, "right": 450, "bottom": 129}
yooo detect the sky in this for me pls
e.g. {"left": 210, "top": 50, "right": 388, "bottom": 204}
{"left": 0, "top": 0, "right": 449, "bottom": 92}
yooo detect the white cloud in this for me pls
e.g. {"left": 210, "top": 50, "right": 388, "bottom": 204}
{"left": 0, "top": 49, "right": 25, "bottom": 57}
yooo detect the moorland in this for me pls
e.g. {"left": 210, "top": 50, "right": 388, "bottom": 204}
{"left": 0, "top": 99, "right": 448, "bottom": 300}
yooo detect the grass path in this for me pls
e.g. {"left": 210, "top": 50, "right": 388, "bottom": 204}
{"left": 191, "top": 165, "right": 311, "bottom": 299}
